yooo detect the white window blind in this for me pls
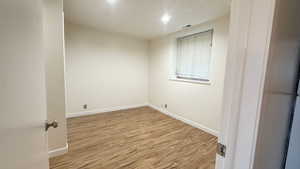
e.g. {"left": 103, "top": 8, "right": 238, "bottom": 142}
{"left": 176, "top": 30, "right": 213, "bottom": 81}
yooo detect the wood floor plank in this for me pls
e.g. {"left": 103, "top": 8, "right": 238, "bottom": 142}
{"left": 50, "top": 106, "right": 217, "bottom": 169}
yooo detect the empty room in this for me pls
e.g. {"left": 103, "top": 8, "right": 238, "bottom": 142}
{"left": 4, "top": 0, "right": 300, "bottom": 169}
{"left": 47, "top": 0, "right": 230, "bottom": 168}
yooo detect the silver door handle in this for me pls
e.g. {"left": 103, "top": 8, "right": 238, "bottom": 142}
{"left": 45, "top": 120, "right": 58, "bottom": 131}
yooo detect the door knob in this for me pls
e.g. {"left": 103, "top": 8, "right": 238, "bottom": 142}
{"left": 45, "top": 120, "right": 58, "bottom": 131}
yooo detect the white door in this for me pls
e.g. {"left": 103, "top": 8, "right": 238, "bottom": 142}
{"left": 0, "top": 0, "right": 49, "bottom": 169}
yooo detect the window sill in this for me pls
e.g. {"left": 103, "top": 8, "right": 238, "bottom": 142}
{"left": 169, "top": 77, "right": 211, "bottom": 85}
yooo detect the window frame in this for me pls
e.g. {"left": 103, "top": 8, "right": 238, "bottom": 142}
{"left": 169, "top": 28, "right": 214, "bottom": 85}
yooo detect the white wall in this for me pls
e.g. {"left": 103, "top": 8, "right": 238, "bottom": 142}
{"left": 253, "top": 0, "right": 300, "bottom": 168}
{"left": 148, "top": 16, "right": 229, "bottom": 133}
{"left": 44, "top": 0, "right": 67, "bottom": 153}
{"left": 65, "top": 23, "right": 149, "bottom": 115}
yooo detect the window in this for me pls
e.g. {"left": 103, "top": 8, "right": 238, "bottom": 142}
{"left": 173, "top": 29, "right": 213, "bottom": 83}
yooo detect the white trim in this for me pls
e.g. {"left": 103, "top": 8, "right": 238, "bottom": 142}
{"left": 148, "top": 104, "right": 219, "bottom": 137}
{"left": 48, "top": 143, "right": 68, "bottom": 158}
{"left": 169, "top": 76, "right": 211, "bottom": 85}
{"left": 215, "top": 0, "right": 277, "bottom": 168}
{"left": 66, "top": 103, "right": 148, "bottom": 118}
{"left": 232, "top": 0, "right": 276, "bottom": 168}
{"left": 174, "top": 26, "right": 214, "bottom": 39}
{"left": 215, "top": 0, "right": 253, "bottom": 168}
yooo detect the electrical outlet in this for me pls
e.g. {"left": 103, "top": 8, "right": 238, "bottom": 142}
{"left": 83, "top": 104, "right": 87, "bottom": 109}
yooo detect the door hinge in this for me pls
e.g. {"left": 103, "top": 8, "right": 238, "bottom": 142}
{"left": 217, "top": 143, "right": 226, "bottom": 157}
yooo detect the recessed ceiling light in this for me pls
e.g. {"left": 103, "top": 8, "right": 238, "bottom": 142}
{"left": 161, "top": 13, "right": 171, "bottom": 24}
{"left": 107, "top": 0, "right": 117, "bottom": 5}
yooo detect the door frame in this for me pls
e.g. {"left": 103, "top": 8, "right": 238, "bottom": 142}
{"left": 216, "top": 0, "right": 277, "bottom": 168}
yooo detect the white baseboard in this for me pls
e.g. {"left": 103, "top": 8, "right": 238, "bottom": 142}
{"left": 48, "top": 143, "right": 68, "bottom": 158}
{"left": 148, "top": 104, "right": 219, "bottom": 137}
{"left": 66, "top": 103, "right": 148, "bottom": 118}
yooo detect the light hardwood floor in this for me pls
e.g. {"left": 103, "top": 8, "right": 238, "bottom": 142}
{"left": 50, "top": 106, "right": 217, "bottom": 169}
